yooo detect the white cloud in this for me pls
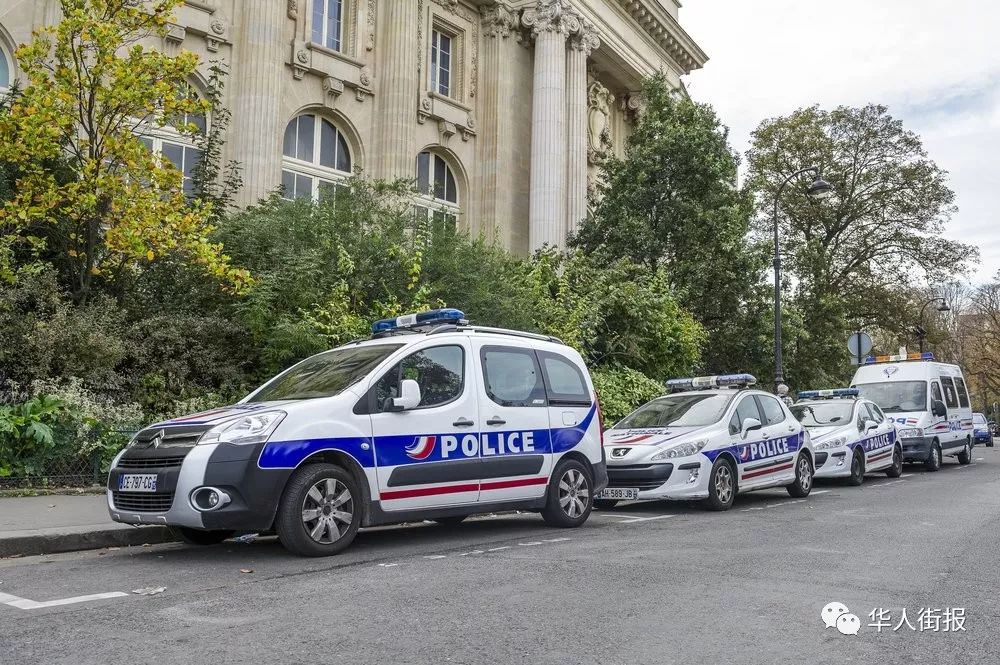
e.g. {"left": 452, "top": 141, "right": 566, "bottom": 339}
{"left": 681, "top": 0, "right": 1000, "bottom": 282}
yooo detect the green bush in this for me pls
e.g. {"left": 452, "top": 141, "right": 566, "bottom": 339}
{"left": 0, "top": 395, "right": 77, "bottom": 478}
{"left": 591, "top": 366, "right": 666, "bottom": 425}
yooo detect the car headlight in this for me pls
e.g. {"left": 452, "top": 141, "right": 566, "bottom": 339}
{"left": 650, "top": 439, "right": 709, "bottom": 461}
{"left": 814, "top": 436, "right": 847, "bottom": 451}
{"left": 198, "top": 411, "right": 286, "bottom": 446}
{"left": 897, "top": 427, "right": 922, "bottom": 439}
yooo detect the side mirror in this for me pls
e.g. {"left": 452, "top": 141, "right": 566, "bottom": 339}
{"left": 741, "top": 417, "right": 762, "bottom": 439}
{"left": 931, "top": 400, "right": 947, "bottom": 418}
{"left": 864, "top": 420, "right": 878, "bottom": 432}
{"left": 386, "top": 379, "right": 421, "bottom": 412}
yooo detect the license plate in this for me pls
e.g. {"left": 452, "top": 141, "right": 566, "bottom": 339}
{"left": 118, "top": 474, "right": 157, "bottom": 493}
{"left": 597, "top": 487, "right": 639, "bottom": 500}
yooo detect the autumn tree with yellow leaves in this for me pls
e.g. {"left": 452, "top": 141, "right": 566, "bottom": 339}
{"left": 0, "top": 0, "right": 250, "bottom": 303}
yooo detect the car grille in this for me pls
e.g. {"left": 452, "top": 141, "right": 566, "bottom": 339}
{"left": 607, "top": 464, "right": 673, "bottom": 491}
{"left": 112, "top": 491, "right": 175, "bottom": 513}
{"left": 116, "top": 456, "right": 187, "bottom": 470}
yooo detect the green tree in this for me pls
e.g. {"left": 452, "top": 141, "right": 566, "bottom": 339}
{"left": 0, "top": 0, "right": 250, "bottom": 303}
{"left": 746, "top": 104, "right": 976, "bottom": 387}
{"left": 573, "top": 73, "right": 769, "bottom": 377}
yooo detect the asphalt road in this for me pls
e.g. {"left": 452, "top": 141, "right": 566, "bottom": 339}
{"left": 2, "top": 444, "right": 999, "bottom": 665}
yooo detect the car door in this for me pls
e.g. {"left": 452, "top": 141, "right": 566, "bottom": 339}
{"left": 939, "top": 376, "right": 963, "bottom": 450}
{"left": 863, "top": 402, "right": 895, "bottom": 468}
{"left": 727, "top": 395, "right": 770, "bottom": 489}
{"left": 473, "top": 342, "right": 552, "bottom": 503}
{"left": 752, "top": 394, "right": 800, "bottom": 487}
{"left": 368, "top": 341, "right": 481, "bottom": 511}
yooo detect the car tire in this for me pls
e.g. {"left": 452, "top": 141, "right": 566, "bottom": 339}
{"left": 847, "top": 449, "right": 865, "bottom": 486}
{"left": 541, "top": 459, "right": 594, "bottom": 528}
{"left": 171, "top": 527, "right": 234, "bottom": 546}
{"left": 701, "top": 457, "right": 736, "bottom": 511}
{"left": 885, "top": 445, "right": 903, "bottom": 478}
{"left": 924, "top": 441, "right": 941, "bottom": 472}
{"left": 988, "top": 440, "right": 995, "bottom": 448}
{"left": 275, "top": 463, "right": 361, "bottom": 557}
{"left": 433, "top": 515, "right": 468, "bottom": 526}
{"left": 786, "top": 453, "right": 814, "bottom": 498}
{"left": 957, "top": 440, "right": 972, "bottom": 465}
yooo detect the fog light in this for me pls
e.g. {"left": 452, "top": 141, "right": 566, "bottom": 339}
{"left": 191, "top": 487, "right": 231, "bottom": 512}
{"left": 687, "top": 468, "right": 700, "bottom": 484}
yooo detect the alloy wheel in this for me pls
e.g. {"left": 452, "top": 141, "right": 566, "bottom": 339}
{"left": 798, "top": 456, "right": 813, "bottom": 492}
{"left": 301, "top": 478, "right": 354, "bottom": 544}
{"left": 558, "top": 468, "right": 591, "bottom": 518}
{"left": 715, "top": 464, "right": 734, "bottom": 504}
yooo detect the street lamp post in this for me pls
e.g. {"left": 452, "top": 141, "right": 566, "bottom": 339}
{"left": 772, "top": 167, "right": 833, "bottom": 392}
{"left": 914, "top": 297, "right": 950, "bottom": 353}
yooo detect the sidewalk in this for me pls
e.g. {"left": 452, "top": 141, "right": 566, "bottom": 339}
{"left": 0, "top": 494, "right": 176, "bottom": 558}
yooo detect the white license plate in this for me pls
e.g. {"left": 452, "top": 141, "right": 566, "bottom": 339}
{"left": 597, "top": 487, "right": 639, "bottom": 500}
{"left": 118, "top": 474, "right": 158, "bottom": 493}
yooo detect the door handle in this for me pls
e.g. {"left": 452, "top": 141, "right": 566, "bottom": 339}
{"left": 452, "top": 418, "right": 475, "bottom": 427}
{"left": 486, "top": 417, "right": 507, "bottom": 426}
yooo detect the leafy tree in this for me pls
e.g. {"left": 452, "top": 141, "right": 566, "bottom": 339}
{"left": 746, "top": 104, "right": 977, "bottom": 387}
{"left": 573, "top": 73, "right": 769, "bottom": 377}
{"left": 0, "top": 0, "right": 250, "bottom": 303}
{"left": 189, "top": 61, "right": 242, "bottom": 221}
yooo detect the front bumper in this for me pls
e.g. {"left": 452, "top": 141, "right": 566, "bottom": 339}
{"left": 974, "top": 432, "right": 991, "bottom": 445}
{"left": 813, "top": 446, "right": 851, "bottom": 478}
{"left": 899, "top": 436, "right": 932, "bottom": 461}
{"left": 605, "top": 456, "right": 710, "bottom": 501}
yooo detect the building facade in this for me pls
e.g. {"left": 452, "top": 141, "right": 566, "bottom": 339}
{"left": 0, "top": 0, "right": 706, "bottom": 254}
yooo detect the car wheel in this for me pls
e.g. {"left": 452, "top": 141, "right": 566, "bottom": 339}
{"left": 957, "top": 440, "right": 972, "bottom": 465}
{"left": 885, "top": 445, "right": 903, "bottom": 478}
{"left": 988, "top": 440, "right": 995, "bottom": 448}
{"left": 847, "top": 449, "right": 865, "bottom": 486}
{"left": 275, "top": 463, "right": 360, "bottom": 557}
{"left": 702, "top": 457, "right": 736, "bottom": 511}
{"left": 786, "top": 453, "right": 814, "bottom": 498}
{"left": 541, "top": 459, "right": 594, "bottom": 528}
{"left": 433, "top": 515, "right": 468, "bottom": 526}
{"left": 594, "top": 499, "right": 619, "bottom": 510}
{"left": 171, "top": 527, "right": 234, "bottom": 546}
{"left": 924, "top": 441, "right": 941, "bottom": 472}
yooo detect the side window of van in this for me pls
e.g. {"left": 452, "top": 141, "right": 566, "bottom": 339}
{"left": 538, "top": 351, "right": 591, "bottom": 407}
{"left": 481, "top": 346, "right": 547, "bottom": 407}
{"left": 372, "top": 345, "right": 464, "bottom": 411}
{"left": 954, "top": 377, "right": 971, "bottom": 408}
{"left": 940, "top": 377, "right": 959, "bottom": 409}
{"left": 931, "top": 382, "right": 943, "bottom": 405}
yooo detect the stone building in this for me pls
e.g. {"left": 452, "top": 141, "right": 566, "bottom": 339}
{"left": 0, "top": 0, "right": 706, "bottom": 253}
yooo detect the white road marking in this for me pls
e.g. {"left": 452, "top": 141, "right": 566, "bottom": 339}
{"left": 542, "top": 538, "right": 571, "bottom": 543}
{"left": 0, "top": 591, "right": 127, "bottom": 611}
{"left": 611, "top": 514, "right": 676, "bottom": 523}
{"left": 766, "top": 500, "right": 807, "bottom": 508}
{"left": 423, "top": 555, "right": 447, "bottom": 560}
{"left": 486, "top": 546, "right": 511, "bottom": 552}
{"left": 458, "top": 550, "right": 484, "bottom": 557}
{"left": 811, "top": 490, "right": 832, "bottom": 495}
{"left": 377, "top": 563, "right": 399, "bottom": 567}
{"left": 955, "top": 465, "right": 972, "bottom": 470}
{"left": 975, "top": 458, "right": 984, "bottom": 462}
{"left": 901, "top": 474, "right": 914, "bottom": 478}
{"left": 518, "top": 541, "right": 543, "bottom": 547}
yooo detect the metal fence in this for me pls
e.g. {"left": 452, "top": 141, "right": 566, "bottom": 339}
{"left": 0, "top": 428, "right": 139, "bottom": 490}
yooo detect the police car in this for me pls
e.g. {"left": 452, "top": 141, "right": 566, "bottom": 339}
{"left": 107, "top": 309, "right": 608, "bottom": 556}
{"left": 790, "top": 389, "right": 902, "bottom": 485}
{"left": 598, "top": 375, "right": 814, "bottom": 511}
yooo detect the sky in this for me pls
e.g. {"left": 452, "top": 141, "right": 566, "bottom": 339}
{"left": 680, "top": 0, "right": 1000, "bottom": 284}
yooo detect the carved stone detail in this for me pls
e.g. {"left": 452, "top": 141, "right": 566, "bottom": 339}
{"left": 521, "top": 0, "right": 574, "bottom": 37}
{"left": 438, "top": 120, "right": 457, "bottom": 143}
{"left": 587, "top": 81, "right": 614, "bottom": 165}
{"left": 205, "top": 36, "right": 221, "bottom": 52}
{"left": 482, "top": 2, "right": 516, "bottom": 39}
{"left": 165, "top": 23, "right": 186, "bottom": 44}
{"left": 287, "top": 0, "right": 298, "bottom": 20}
{"left": 210, "top": 18, "right": 225, "bottom": 35}
{"left": 323, "top": 76, "right": 345, "bottom": 105}
{"left": 570, "top": 20, "right": 600, "bottom": 54}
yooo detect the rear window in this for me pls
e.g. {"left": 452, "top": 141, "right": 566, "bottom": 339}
{"left": 973, "top": 413, "right": 987, "bottom": 424}
{"left": 481, "top": 346, "right": 547, "bottom": 408}
{"left": 538, "top": 351, "right": 591, "bottom": 407}
{"left": 940, "top": 377, "right": 959, "bottom": 409}
{"left": 953, "top": 377, "right": 971, "bottom": 408}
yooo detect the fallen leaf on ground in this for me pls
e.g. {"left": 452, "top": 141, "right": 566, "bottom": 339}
{"left": 132, "top": 587, "right": 166, "bottom": 596}
{"left": 239, "top": 568, "right": 254, "bottom": 574}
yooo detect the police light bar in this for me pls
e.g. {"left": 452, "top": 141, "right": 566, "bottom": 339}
{"left": 666, "top": 374, "right": 757, "bottom": 391}
{"left": 863, "top": 351, "right": 935, "bottom": 365}
{"left": 371, "top": 308, "right": 467, "bottom": 334}
{"left": 797, "top": 388, "right": 860, "bottom": 400}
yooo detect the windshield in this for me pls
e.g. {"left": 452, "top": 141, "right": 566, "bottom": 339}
{"left": 616, "top": 393, "right": 734, "bottom": 429}
{"left": 791, "top": 402, "right": 855, "bottom": 427}
{"left": 973, "top": 413, "right": 987, "bottom": 424}
{"left": 248, "top": 344, "right": 403, "bottom": 402}
{"left": 854, "top": 381, "right": 927, "bottom": 414}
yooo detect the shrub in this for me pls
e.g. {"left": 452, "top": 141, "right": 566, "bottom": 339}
{"left": 591, "top": 366, "right": 666, "bottom": 425}
{"left": 0, "top": 395, "right": 77, "bottom": 478}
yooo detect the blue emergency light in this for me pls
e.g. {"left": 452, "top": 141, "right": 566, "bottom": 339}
{"left": 797, "top": 388, "right": 860, "bottom": 400}
{"left": 666, "top": 374, "right": 757, "bottom": 391}
{"left": 371, "top": 308, "right": 467, "bottom": 334}
{"left": 863, "top": 351, "right": 934, "bottom": 365}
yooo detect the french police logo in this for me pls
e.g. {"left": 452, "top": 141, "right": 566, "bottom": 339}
{"left": 406, "top": 436, "right": 436, "bottom": 460}
{"left": 883, "top": 366, "right": 899, "bottom": 378}
{"left": 739, "top": 445, "right": 751, "bottom": 462}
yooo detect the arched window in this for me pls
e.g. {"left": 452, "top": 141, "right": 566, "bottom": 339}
{"left": 138, "top": 83, "right": 206, "bottom": 196}
{"left": 414, "top": 151, "right": 459, "bottom": 227}
{"left": 281, "top": 114, "right": 353, "bottom": 201}
{"left": 0, "top": 46, "right": 12, "bottom": 91}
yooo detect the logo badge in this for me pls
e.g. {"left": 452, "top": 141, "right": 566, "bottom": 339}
{"left": 611, "top": 448, "right": 629, "bottom": 458}
{"left": 883, "top": 366, "right": 899, "bottom": 378}
{"left": 405, "top": 435, "right": 437, "bottom": 460}
{"left": 739, "top": 445, "right": 751, "bottom": 462}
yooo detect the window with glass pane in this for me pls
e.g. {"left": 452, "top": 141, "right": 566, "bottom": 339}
{"left": 0, "top": 50, "right": 10, "bottom": 89}
{"left": 281, "top": 114, "right": 352, "bottom": 201}
{"left": 415, "top": 152, "right": 457, "bottom": 203}
{"left": 430, "top": 30, "right": 452, "bottom": 96}
{"left": 161, "top": 141, "right": 203, "bottom": 196}
{"left": 312, "top": 0, "right": 344, "bottom": 51}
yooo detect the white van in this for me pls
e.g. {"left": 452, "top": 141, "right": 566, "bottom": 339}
{"left": 850, "top": 352, "right": 974, "bottom": 471}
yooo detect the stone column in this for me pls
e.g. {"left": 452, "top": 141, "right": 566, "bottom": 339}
{"left": 372, "top": 1, "right": 419, "bottom": 180}
{"left": 479, "top": 3, "right": 519, "bottom": 246}
{"left": 566, "top": 21, "right": 599, "bottom": 237}
{"left": 230, "top": 0, "right": 286, "bottom": 205}
{"left": 522, "top": 1, "right": 572, "bottom": 251}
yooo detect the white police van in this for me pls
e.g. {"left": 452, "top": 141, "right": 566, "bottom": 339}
{"left": 791, "top": 389, "right": 902, "bottom": 485}
{"left": 851, "top": 352, "right": 973, "bottom": 471}
{"left": 598, "top": 375, "right": 813, "bottom": 511}
{"left": 107, "top": 309, "right": 608, "bottom": 556}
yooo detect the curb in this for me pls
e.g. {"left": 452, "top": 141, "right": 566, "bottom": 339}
{"left": 0, "top": 526, "right": 178, "bottom": 559}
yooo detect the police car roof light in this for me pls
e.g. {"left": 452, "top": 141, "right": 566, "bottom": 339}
{"left": 797, "top": 388, "right": 860, "bottom": 400}
{"left": 666, "top": 374, "right": 757, "bottom": 391}
{"left": 862, "top": 351, "right": 935, "bottom": 365}
{"left": 371, "top": 308, "right": 467, "bottom": 334}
